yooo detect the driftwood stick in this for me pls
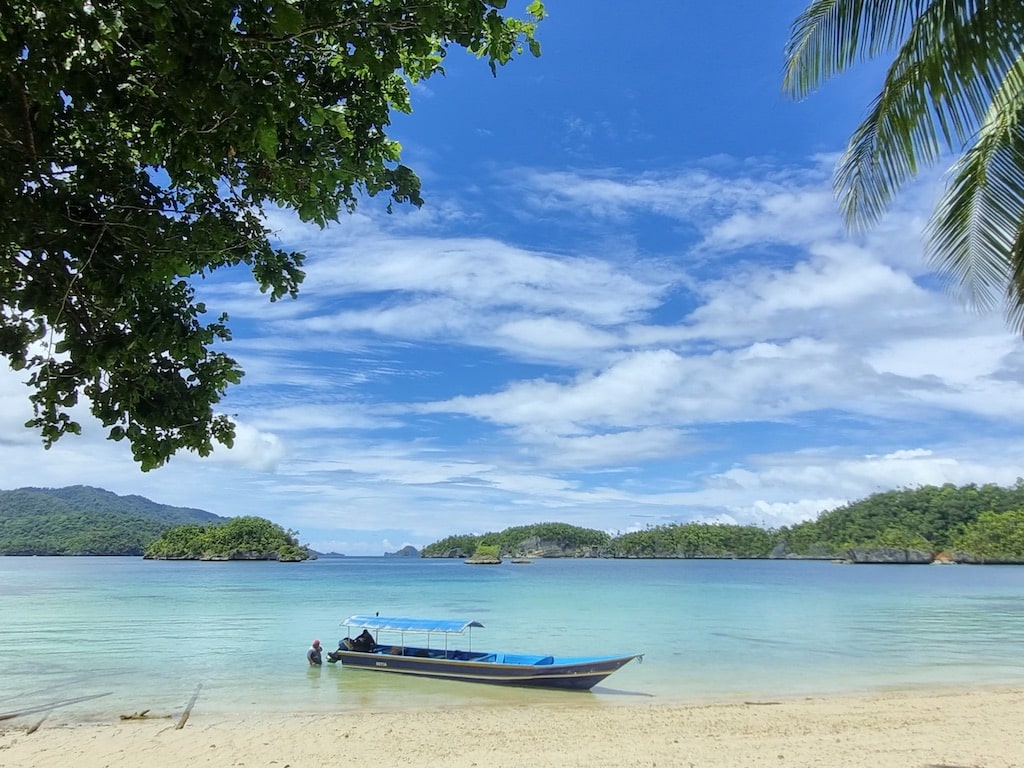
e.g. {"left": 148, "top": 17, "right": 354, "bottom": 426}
{"left": 119, "top": 709, "right": 153, "bottom": 720}
{"left": 175, "top": 683, "right": 202, "bottom": 730}
{"left": 0, "top": 692, "right": 112, "bottom": 723}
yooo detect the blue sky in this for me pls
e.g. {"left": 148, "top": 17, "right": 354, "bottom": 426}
{"left": 4, "top": 1, "right": 1024, "bottom": 555}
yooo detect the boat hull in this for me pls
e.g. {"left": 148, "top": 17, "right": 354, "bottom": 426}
{"left": 330, "top": 648, "right": 639, "bottom": 691}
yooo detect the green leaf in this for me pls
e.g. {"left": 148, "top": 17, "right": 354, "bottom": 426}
{"left": 0, "top": 0, "right": 544, "bottom": 467}
{"left": 271, "top": 2, "right": 305, "bottom": 36}
{"left": 255, "top": 124, "right": 278, "bottom": 158}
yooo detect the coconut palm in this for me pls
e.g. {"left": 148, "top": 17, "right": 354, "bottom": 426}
{"left": 783, "top": 1, "right": 1024, "bottom": 330}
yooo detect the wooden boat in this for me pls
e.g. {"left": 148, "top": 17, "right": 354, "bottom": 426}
{"left": 327, "top": 615, "right": 641, "bottom": 691}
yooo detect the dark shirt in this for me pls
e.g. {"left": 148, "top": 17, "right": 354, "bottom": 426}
{"left": 307, "top": 646, "right": 322, "bottom": 665}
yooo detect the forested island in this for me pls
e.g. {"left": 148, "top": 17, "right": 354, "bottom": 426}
{"left": 421, "top": 483, "right": 1024, "bottom": 564}
{"left": 0, "top": 486, "right": 309, "bottom": 560}
{"left": 0, "top": 486, "right": 225, "bottom": 555}
{"left": 144, "top": 516, "right": 311, "bottom": 561}
{"left": 4, "top": 482, "right": 1024, "bottom": 563}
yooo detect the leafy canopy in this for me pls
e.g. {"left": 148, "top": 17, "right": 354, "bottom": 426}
{"left": 783, "top": 1, "right": 1024, "bottom": 330}
{"left": 143, "top": 514, "right": 309, "bottom": 560}
{"left": 1, "top": 0, "right": 544, "bottom": 469}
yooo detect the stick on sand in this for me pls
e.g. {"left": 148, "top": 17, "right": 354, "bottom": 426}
{"left": 175, "top": 684, "right": 202, "bottom": 730}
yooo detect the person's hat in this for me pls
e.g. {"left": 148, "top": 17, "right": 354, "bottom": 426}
{"left": 312, "top": 639, "right": 321, "bottom": 647}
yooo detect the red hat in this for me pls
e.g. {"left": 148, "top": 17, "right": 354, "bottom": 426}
{"left": 312, "top": 639, "right": 321, "bottom": 647}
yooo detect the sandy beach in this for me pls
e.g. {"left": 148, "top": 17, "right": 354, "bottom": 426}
{"left": 1, "top": 686, "right": 1022, "bottom": 768}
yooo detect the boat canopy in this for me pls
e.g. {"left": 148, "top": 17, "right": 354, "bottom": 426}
{"left": 341, "top": 615, "right": 484, "bottom": 634}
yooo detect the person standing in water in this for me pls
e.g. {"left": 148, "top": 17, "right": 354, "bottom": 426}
{"left": 307, "top": 639, "right": 322, "bottom": 666}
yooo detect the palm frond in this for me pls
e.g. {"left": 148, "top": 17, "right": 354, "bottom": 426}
{"left": 835, "top": 1, "right": 1024, "bottom": 229}
{"left": 927, "top": 53, "right": 1024, "bottom": 322}
{"left": 783, "top": 0, "right": 922, "bottom": 99}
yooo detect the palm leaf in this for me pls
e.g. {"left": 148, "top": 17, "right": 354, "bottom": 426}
{"left": 928, "top": 52, "right": 1024, "bottom": 324}
{"left": 783, "top": 0, "right": 924, "bottom": 99}
{"left": 835, "top": 1, "right": 1023, "bottom": 228}
{"left": 786, "top": 0, "right": 1024, "bottom": 328}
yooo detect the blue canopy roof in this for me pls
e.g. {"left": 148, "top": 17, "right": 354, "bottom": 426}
{"left": 341, "top": 615, "right": 484, "bottom": 633}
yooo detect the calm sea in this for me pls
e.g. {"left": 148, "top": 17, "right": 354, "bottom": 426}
{"left": 2, "top": 557, "right": 1023, "bottom": 722}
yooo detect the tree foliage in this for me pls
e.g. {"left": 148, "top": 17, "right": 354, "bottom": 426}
{"left": 953, "top": 509, "right": 1024, "bottom": 562}
{"left": 470, "top": 542, "right": 501, "bottom": 560}
{"left": 143, "top": 514, "right": 309, "bottom": 560}
{"left": 422, "top": 483, "right": 1024, "bottom": 562}
{"left": 605, "top": 522, "right": 776, "bottom": 559}
{"left": 779, "top": 482, "right": 1024, "bottom": 556}
{"left": 420, "top": 531, "right": 484, "bottom": 557}
{"left": 420, "top": 522, "right": 610, "bottom": 557}
{"left": 783, "top": 1, "right": 1024, "bottom": 331}
{"left": 1, "top": 0, "right": 544, "bottom": 469}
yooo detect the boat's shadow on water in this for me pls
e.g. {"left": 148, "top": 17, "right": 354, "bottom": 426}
{"left": 590, "top": 686, "right": 655, "bottom": 698}
{"left": 321, "top": 664, "right": 653, "bottom": 708}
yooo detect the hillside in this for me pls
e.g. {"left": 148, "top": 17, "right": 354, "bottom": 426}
{"left": 0, "top": 485, "right": 226, "bottom": 556}
{"left": 421, "top": 483, "right": 1024, "bottom": 563}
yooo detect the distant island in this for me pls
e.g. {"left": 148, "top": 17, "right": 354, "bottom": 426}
{"left": 144, "top": 516, "right": 311, "bottom": 562}
{"left": 420, "top": 483, "right": 1024, "bottom": 565}
{"left": 0, "top": 485, "right": 310, "bottom": 560}
{"left": 0, "top": 485, "right": 226, "bottom": 556}
{"left": 4, "top": 482, "right": 1024, "bottom": 564}
{"left": 384, "top": 545, "right": 420, "bottom": 557}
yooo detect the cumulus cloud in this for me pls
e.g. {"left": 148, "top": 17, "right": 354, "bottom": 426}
{"left": 4, "top": 154, "right": 1024, "bottom": 555}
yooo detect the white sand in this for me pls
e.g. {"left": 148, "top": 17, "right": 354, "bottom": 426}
{"left": 2, "top": 687, "right": 1022, "bottom": 768}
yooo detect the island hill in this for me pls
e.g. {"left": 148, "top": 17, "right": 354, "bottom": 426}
{"left": 3, "top": 482, "right": 1024, "bottom": 563}
{"left": 420, "top": 482, "right": 1024, "bottom": 565}
{"left": 0, "top": 485, "right": 311, "bottom": 561}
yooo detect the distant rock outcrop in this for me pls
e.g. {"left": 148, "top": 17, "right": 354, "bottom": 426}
{"left": 464, "top": 553, "right": 502, "bottom": 565}
{"left": 509, "top": 536, "right": 603, "bottom": 558}
{"left": 950, "top": 551, "right": 1024, "bottom": 564}
{"left": 385, "top": 545, "right": 420, "bottom": 557}
{"left": 191, "top": 550, "right": 307, "bottom": 562}
{"left": 845, "top": 547, "right": 934, "bottom": 564}
{"left": 426, "top": 548, "right": 470, "bottom": 559}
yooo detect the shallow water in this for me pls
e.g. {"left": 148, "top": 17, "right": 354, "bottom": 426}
{"left": 1, "top": 557, "right": 1022, "bottom": 721}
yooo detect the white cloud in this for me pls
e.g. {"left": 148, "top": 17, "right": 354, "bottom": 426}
{"left": 4, "top": 154, "right": 1024, "bottom": 556}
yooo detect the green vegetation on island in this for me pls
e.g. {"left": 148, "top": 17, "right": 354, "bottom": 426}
{"left": 607, "top": 522, "right": 777, "bottom": 559}
{"left": 0, "top": 485, "right": 224, "bottom": 555}
{"left": 5, "top": 482, "right": 1023, "bottom": 563}
{"left": 0, "top": 486, "right": 309, "bottom": 560}
{"left": 464, "top": 543, "right": 502, "bottom": 564}
{"left": 422, "top": 522, "right": 611, "bottom": 558}
{"left": 144, "top": 516, "right": 310, "bottom": 562}
{"left": 949, "top": 510, "right": 1024, "bottom": 563}
{"left": 422, "top": 483, "right": 1024, "bottom": 563}
{"left": 779, "top": 482, "right": 1024, "bottom": 560}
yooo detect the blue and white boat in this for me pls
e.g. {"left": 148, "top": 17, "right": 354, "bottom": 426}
{"left": 327, "top": 615, "right": 641, "bottom": 691}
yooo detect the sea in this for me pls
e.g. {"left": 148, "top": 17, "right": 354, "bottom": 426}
{"left": 2, "top": 556, "right": 1023, "bottom": 722}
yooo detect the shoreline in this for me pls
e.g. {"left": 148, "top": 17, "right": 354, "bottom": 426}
{"left": 2, "top": 686, "right": 1022, "bottom": 768}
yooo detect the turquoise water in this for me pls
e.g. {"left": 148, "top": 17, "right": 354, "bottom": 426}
{"left": 2, "top": 557, "right": 1023, "bottom": 722}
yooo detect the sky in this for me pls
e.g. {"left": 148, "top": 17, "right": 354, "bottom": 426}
{"left": 4, "top": 1, "right": 1024, "bottom": 555}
